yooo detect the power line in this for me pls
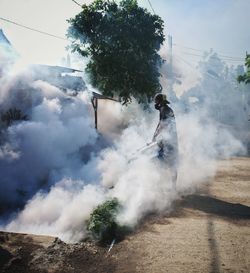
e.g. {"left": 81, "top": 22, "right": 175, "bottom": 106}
{"left": 217, "top": 53, "right": 245, "bottom": 60}
{"left": 173, "top": 43, "right": 204, "bottom": 53}
{"left": 0, "top": 14, "right": 246, "bottom": 63}
{"left": 175, "top": 54, "right": 199, "bottom": 72}
{"left": 0, "top": 16, "right": 68, "bottom": 41}
{"left": 186, "top": 52, "right": 244, "bottom": 62}
{"left": 147, "top": 0, "right": 156, "bottom": 14}
{"left": 180, "top": 51, "right": 244, "bottom": 62}
{"left": 71, "top": 0, "right": 82, "bottom": 7}
{"left": 175, "top": 54, "right": 223, "bottom": 80}
{"left": 173, "top": 43, "right": 244, "bottom": 61}
{"left": 186, "top": 55, "right": 243, "bottom": 63}
{"left": 189, "top": 51, "right": 244, "bottom": 61}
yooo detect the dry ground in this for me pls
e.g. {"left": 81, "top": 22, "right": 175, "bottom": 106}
{"left": 0, "top": 157, "right": 250, "bottom": 273}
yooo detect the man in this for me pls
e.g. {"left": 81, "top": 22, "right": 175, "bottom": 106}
{"left": 152, "top": 93, "right": 178, "bottom": 189}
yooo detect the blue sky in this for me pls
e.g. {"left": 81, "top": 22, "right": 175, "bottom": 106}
{"left": 139, "top": 0, "right": 250, "bottom": 56}
{"left": 0, "top": 0, "right": 249, "bottom": 65}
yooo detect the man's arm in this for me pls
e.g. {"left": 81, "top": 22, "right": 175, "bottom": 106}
{"left": 152, "top": 121, "right": 164, "bottom": 142}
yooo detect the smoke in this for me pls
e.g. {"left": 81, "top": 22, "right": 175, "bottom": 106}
{"left": 0, "top": 70, "right": 98, "bottom": 207}
{"left": 0, "top": 42, "right": 18, "bottom": 78}
{"left": 0, "top": 51, "right": 246, "bottom": 242}
{"left": 6, "top": 180, "right": 105, "bottom": 242}
{"left": 95, "top": 104, "right": 245, "bottom": 227}
{"left": 176, "top": 111, "right": 244, "bottom": 192}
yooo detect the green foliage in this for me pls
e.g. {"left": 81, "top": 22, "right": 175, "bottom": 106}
{"left": 1, "top": 108, "right": 28, "bottom": 127}
{"left": 87, "top": 198, "right": 127, "bottom": 243}
{"left": 67, "top": 0, "right": 165, "bottom": 104}
{"left": 237, "top": 54, "right": 250, "bottom": 84}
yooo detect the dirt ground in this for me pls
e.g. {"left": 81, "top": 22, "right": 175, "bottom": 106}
{"left": 0, "top": 157, "right": 250, "bottom": 273}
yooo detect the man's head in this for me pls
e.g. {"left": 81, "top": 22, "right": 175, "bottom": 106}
{"left": 154, "top": 93, "right": 170, "bottom": 110}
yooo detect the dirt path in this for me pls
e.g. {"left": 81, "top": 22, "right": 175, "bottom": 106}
{"left": 1, "top": 157, "right": 250, "bottom": 273}
{"left": 112, "top": 157, "right": 250, "bottom": 273}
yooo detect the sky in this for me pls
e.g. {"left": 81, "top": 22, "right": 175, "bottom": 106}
{"left": 0, "top": 0, "right": 249, "bottom": 66}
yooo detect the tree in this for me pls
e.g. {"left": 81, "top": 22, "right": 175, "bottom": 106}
{"left": 179, "top": 50, "right": 247, "bottom": 127}
{"left": 237, "top": 53, "right": 250, "bottom": 84}
{"left": 67, "top": 0, "right": 165, "bottom": 104}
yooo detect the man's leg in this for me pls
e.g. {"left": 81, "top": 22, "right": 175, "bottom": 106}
{"left": 170, "top": 165, "right": 177, "bottom": 191}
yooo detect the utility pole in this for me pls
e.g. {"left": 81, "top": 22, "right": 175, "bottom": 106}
{"left": 91, "top": 96, "right": 98, "bottom": 130}
{"left": 168, "top": 35, "right": 173, "bottom": 78}
{"left": 167, "top": 35, "right": 177, "bottom": 102}
{"left": 167, "top": 35, "right": 174, "bottom": 97}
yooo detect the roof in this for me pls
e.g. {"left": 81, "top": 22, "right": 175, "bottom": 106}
{"left": 92, "top": 91, "right": 120, "bottom": 102}
{"left": 30, "top": 64, "right": 83, "bottom": 74}
{"left": 0, "top": 29, "right": 11, "bottom": 45}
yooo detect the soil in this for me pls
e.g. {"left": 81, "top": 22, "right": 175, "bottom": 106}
{"left": 0, "top": 157, "right": 250, "bottom": 273}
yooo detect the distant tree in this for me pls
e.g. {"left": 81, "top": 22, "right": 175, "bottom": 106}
{"left": 67, "top": 0, "right": 165, "bottom": 104}
{"left": 237, "top": 53, "right": 250, "bottom": 84}
{"left": 180, "top": 50, "right": 247, "bottom": 126}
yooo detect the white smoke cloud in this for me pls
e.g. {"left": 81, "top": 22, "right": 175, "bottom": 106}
{"left": 95, "top": 105, "right": 245, "bottom": 227}
{"left": 3, "top": 98, "right": 245, "bottom": 241}
{"left": 0, "top": 71, "right": 97, "bottom": 206}
{"left": 0, "top": 56, "right": 246, "bottom": 243}
{"left": 6, "top": 179, "right": 105, "bottom": 242}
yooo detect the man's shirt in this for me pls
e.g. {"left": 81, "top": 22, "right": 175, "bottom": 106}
{"left": 158, "top": 104, "right": 178, "bottom": 148}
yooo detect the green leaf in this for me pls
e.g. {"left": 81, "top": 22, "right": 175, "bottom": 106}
{"left": 67, "top": 0, "right": 165, "bottom": 104}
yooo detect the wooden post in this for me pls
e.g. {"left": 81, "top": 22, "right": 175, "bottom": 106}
{"left": 91, "top": 97, "right": 98, "bottom": 130}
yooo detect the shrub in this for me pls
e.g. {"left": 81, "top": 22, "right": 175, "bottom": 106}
{"left": 86, "top": 198, "right": 128, "bottom": 244}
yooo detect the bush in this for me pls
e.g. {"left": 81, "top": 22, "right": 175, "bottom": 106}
{"left": 86, "top": 198, "right": 128, "bottom": 244}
